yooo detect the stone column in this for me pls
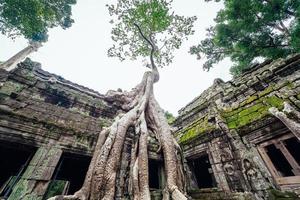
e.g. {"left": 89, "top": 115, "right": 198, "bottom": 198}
{"left": 214, "top": 106, "right": 274, "bottom": 199}
{"left": 8, "top": 146, "right": 62, "bottom": 200}
{"left": 208, "top": 137, "right": 231, "bottom": 192}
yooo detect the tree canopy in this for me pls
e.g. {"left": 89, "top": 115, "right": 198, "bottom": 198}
{"left": 107, "top": 0, "right": 197, "bottom": 68}
{"left": 0, "top": 0, "right": 76, "bottom": 42}
{"left": 190, "top": 0, "right": 300, "bottom": 76}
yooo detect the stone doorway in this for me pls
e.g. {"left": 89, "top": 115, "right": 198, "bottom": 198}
{"left": 187, "top": 154, "right": 216, "bottom": 189}
{"left": 148, "top": 159, "right": 164, "bottom": 190}
{"left": 0, "top": 141, "right": 36, "bottom": 198}
{"left": 50, "top": 152, "right": 91, "bottom": 195}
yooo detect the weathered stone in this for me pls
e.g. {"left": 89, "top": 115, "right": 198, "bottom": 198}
{"left": 1, "top": 55, "right": 300, "bottom": 200}
{"left": 174, "top": 54, "right": 300, "bottom": 199}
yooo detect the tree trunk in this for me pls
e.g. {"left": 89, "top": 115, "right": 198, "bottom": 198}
{"left": 1, "top": 42, "right": 41, "bottom": 71}
{"left": 48, "top": 68, "right": 187, "bottom": 200}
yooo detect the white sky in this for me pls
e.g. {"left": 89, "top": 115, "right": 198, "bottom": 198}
{"left": 0, "top": 0, "right": 232, "bottom": 116}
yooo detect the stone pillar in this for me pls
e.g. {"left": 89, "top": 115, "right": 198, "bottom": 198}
{"left": 214, "top": 106, "right": 274, "bottom": 199}
{"left": 208, "top": 137, "right": 231, "bottom": 192}
{"left": 8, "top": 146, "right": 62, "bottom": 200}
{"left": 208, "top": 135, "right": 246, "bottom": 192}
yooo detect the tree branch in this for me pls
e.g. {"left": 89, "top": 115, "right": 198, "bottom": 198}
{"left": 279, "top": 21, "right": 290, "bottom": 36}
{"left": 133, "top": 23, "right": 157, "bottom": 71}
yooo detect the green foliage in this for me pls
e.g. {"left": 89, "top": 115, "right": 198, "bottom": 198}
{"left": 164, "top": 110, "right": 175, "bottom": 124}
{"left": 190, "top": 0, "right": 300, "bottom": 76}
{"left": 0, "top": 0, "right": 76, "bottom": 42}
{"left": 107, "top": 0, "right": 197, "bottom": 67}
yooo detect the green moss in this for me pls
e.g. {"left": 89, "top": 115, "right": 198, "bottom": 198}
{"left": 239, "top": 95, "right": 258, "bottom": 107}
{"left": 264, "top": 96, "right": 285, "bottom": 109}
{"left": 25, "top": 72, "right": 36, "bottom": 81}
{"left": 267, "top": 188, "right": 300, "bottom": 200}
{"left": 179, "top": 116, "right": 215, "bottom": 144}
{"left": 258, "top": 85, "right": 274, "bottom": 97}
{"left": 285, "top": 81, "right": 295, "bottom": 89}
{"left": 8, "top": 179, "right": 32, "bottom": 200}
{"left": 222, "top": 95, "right": 285, "bottom": 130}
{"left": 0, "top": 81, "right": 24, "bottom": 95}
{"left": 44, "top": 180, "right": 68, "bottom": 199}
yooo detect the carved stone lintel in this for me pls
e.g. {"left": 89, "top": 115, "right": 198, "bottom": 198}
{"left": 269, "top": 102, "right": 300, "bottom": 140}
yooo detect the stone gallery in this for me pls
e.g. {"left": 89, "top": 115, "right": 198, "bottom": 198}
{"left": 0, "top": 54, "right": 300, "bottom": 199}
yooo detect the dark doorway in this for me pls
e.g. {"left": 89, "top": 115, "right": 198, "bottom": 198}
{"left": 265, "top": 144, "right": 294, "bottom": 177}
{"left": 284, "top": 137, "right": 300, "bottom": 165}
{"left": 52, "top": 153, "right": 91, "bottom": 195}
{"left": 148, "top": 159, "right": 162, "bottom": 189}
{"left": 188, "top": 154, "right": 215, "bottom": 188}
{"left": 0, "top": 141, "right": 36, "bottom": 197}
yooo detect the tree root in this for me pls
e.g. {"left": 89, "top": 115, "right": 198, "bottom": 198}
{"left": 48, "top": 70, "right": 187, "bottom": 200}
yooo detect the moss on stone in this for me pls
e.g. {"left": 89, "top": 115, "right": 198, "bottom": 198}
{"left": 44, "top": 180, "right": 68, "bottom": 199}
{"left": 285, "top": 81, "right": 295, "bottom": 89}
{"left": 179, "top": 116, "right": 215, "bottom": 144}
{"left": 258, "top": 85, "right": 274, "bottom": 97}
{"left": 0, "top": 81, "right": 24, "bottom": 95}
{"left": 239, "top": 95, "right": 258, "bottom": 107}
{"left": 8, "top": 179, "right": 33, "bottom": 200}
{"left": 222, "top": 95, "right": 285, "bottom": 130}
{"left": 267, "top": 188, "right": 300, "bottom": 200}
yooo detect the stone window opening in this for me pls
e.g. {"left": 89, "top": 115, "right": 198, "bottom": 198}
{"left": 148, "top": 159, "right": 164, "bottom": 190}
{"left": 48, "top": 152, "right": 91, "bottom": 196}
{"left": 258, "top": 133, "right": 300, "bottom": 188}
{"left": 0, "top": 141, "right": 36, "bottom": 198}
{"left": 187, "top": 154, "right": 216, "bottom": 189}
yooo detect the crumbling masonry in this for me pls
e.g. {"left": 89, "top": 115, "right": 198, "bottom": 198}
{"left": 0, "top": 55, "right": 300, "bottom": 199}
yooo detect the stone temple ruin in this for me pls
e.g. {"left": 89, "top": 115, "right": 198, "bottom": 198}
{"left": 0, "top": 54, "right": 300, "bottom": 199}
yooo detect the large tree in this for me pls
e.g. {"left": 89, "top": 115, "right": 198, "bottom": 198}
{"left": 190, "top": 0, "right": 300, "bottom": 76}
{"left": 48, "top": 0, "right": 196, "bottom": 199}
{"left": 0, "top": 0, "right": 76, "bottom": 70}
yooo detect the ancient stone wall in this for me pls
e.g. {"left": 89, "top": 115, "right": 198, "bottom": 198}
{"left": 1, "top": 54, "right": 300, "bottom": 199}
{"left": 0, "top": 59, "right": 124, "bottom": 199}
{"left": 0, "top": 59, "right": 163, "bottom": 199}
{"left": 0, "top": 59, "right": 125, "bottom": 154}
{"left": 174, "top": 54, "right": 300, "bottom": 199}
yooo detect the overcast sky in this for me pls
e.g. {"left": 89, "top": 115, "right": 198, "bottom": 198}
{"left": 0, "top": 0, "right": 232, "bottom": 115}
